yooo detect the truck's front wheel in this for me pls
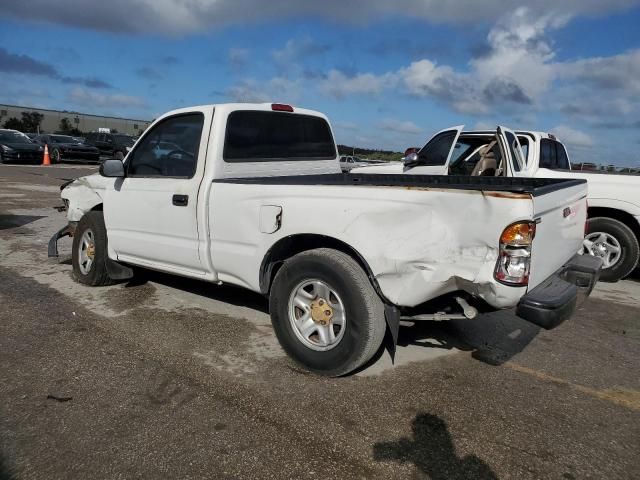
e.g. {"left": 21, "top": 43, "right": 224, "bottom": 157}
{"left": 583, "top": 217, "right": 639, "bottom": 282}
{"left": 269, "top": 248, "right": 386, "bottom": 376}
{"left": 72, "top": 211, "right": 114, "bottom": 286}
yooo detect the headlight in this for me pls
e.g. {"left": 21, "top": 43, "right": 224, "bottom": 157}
{"left": 1, "top": 145, "right": 14, "bottom": 152}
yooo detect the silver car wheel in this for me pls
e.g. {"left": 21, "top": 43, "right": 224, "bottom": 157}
{"left": 582, "top": 231, "right": 622, "bottom": 269}
{"left": 78, "top": 229, "right": 96, "bottom": 275}
{"left": 288, "top": 279, "right": 347, "bottom": 351}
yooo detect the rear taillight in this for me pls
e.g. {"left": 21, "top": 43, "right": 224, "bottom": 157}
{"left": 495, "top": 221, "right": 536, "bottom": 286}
{"left": 271, "top": 103, "right": 294, "bottom": 112}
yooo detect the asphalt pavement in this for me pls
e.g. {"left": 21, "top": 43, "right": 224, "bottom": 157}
{"left": 1, "top": 164, "right": 639, "bottom": 479}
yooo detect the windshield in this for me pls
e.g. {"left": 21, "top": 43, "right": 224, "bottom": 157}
{"left": 113, "top": 135, "right": 135, "bottom": 147}
{"left": 51, "top": 135, "right": 78, "bottom": 144}
{"left": 0, "top": 132, "right": 33, "bottom": 144}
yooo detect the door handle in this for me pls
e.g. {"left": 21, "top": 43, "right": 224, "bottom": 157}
{"left": 172, "top": 194, "right": 188, "bottom": 206}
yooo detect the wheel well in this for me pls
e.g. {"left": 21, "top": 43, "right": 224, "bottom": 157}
{"left": 588, "top": 207, "right": 640, "bottom": 239}
{"left": 259, "top": 234, "right": 388, "bottom": 301}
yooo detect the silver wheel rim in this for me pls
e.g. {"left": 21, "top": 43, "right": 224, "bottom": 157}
{"left": 287, "top": 279, "right": 346, "bottom": 351}
{"left": 582, "top": 231, "right": 622, "bottom": 269}
{"left": 78, "top": 229, "right": 96, "bottom": 275}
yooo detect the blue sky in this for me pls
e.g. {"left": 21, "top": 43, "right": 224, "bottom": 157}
{"left": 0, "top": 1, "right": 639, "bottom": 165}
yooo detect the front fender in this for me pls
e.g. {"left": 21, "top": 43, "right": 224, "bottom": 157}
{"left": 60, "top": 175, "right": 106, "bottom": 221}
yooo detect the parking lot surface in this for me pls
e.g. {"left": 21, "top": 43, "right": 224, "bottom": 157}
{"left": 1, "top": 164, "right": 639, "bottom": 479}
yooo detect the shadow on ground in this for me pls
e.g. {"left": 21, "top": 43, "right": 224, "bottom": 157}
{"left": 119, "top": 268, "right": 538, "bottom": 366}
{"left": 374, "top": 413, "right": 497, "bottom": 479}
{"left": 0, "top": 451, "right": 17, "bottom": 480}
{"left": 0, "top": 215, "right": 45, "bottom": 231}
{"left": 125, "top": 268, "right": 269, "bottom": 314}
{"left": 397, "top": 309, "right": 541, "bottom": 366}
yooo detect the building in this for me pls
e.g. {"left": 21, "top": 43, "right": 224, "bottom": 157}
{"left": 0, "top": 104, "right": 151, "bottom": 136}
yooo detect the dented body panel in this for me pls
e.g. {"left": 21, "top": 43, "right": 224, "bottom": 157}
{"left": 208, "top": 181, "right": 535, "bottom": 308}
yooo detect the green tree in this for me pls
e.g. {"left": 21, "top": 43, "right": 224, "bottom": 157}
{"left": 59, "top": 117, "right": 73, "bottom": 133}
{"left": 2, "top": 117, "right": 23, "bottom": 130}
{"left": 57, "top": 117, "right": 83, "bottom": 136}
{"left": 20, "top": 112, "right": 44, "bottom": 133}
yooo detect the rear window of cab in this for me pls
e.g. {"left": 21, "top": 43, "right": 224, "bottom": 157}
{"left": 223, "top": 111, "right": 336, "bottom": 162}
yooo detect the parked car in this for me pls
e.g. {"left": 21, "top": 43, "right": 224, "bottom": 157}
{"left": 0, "top": 129, "right": 44, "bottom": 164}
{"left": 49, "top": 103, "right": 601, "bottom": 376}
{"left": 339, "top": 155, "right": 368, "bottom": 172}
{"left": 34, "top": 134, "right": 100, "bottom": 163}
{"left": 353, "top": 126, "right": 640, "bottom": 282}
{"left": 85, "top": 132, "right": 136, "bottom": 160}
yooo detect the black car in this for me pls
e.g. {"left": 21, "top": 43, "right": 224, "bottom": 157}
{"left": 34, "top": 134, "right": 101, "bottom": 163}
{"left": 85, "top": 132, "right": 135, "bottom": 160}
{"left": 0, "top": 129, "right": 44, "bottom": 164}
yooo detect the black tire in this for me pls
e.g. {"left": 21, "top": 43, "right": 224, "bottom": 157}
{"left": 114, "top": 150, "right": 125, "bottom": 161}
{"left": 72, "top": 211, "right": 114, "bottom": 286}
{"left": 269, "top": 248, "right": 386, "bottom": 376}
{"left": 50, "top": 148, "right": 61, "bottom": 164}
{"left": 585, "top": 217, "right": 639, "bottom": 282}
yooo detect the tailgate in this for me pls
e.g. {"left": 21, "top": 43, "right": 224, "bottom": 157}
{"left": 528, "top": 181, "right": 588, "bottom": 289}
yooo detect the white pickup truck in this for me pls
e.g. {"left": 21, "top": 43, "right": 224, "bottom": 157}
{"left": 354, "top": 126, "right": 640, "bottom": 282}
{"left": 49, "top": 104, "right": 601, "bottom": 376}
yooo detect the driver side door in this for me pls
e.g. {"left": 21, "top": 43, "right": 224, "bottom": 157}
{"left": 404, "top": 125, "right": 464, "bottom": 175}
{"left": 103, "top": 108, "right": 213, "bottom": 276}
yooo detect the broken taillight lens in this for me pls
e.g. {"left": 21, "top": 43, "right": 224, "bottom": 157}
{"left": 495, "top": 221, "right": 535, "bottom": 286}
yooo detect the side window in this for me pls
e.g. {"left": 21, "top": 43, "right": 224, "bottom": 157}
{"left": 127, "top": 113, "right": 204, "bottom": 178}
{"left": 555, "top": 142, "right": 570, "bottom": 170}
{"left": 540, "top": 139, "right": 555, "bottom": 169}
{"left": 417, "top": 131, "right": 457, "bottom": 166}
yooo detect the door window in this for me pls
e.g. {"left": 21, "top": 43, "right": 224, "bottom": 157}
{"left": 504, "top": 131, "right": 525, "bottom": 172}
{"left": 127, "top": 113, "right": 204, "bottom": 178}
{"left": 416, "top": 131, "right": 457, "bottom": 166}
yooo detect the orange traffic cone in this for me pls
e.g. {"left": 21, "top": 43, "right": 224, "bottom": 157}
{"left": 43, "top": 144, "right": 51, "bottom": 166}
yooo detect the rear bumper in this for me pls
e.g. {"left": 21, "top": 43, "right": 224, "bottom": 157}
{"left": 516, "top": 254, "right": 602, "bottom": 329}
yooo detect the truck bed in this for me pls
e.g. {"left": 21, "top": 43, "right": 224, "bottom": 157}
{"left": 215, "top": 173, "right": 586, "bottom": 196}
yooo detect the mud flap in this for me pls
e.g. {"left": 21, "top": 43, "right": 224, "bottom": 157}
{"left": 384, "top": 304, "right": 401, "bottom": 363}
{"left": 48, "top": 224, "right": 73, "bottom": 258}
{"left": 105, "top": 258, "right": 134, "bottom": 281}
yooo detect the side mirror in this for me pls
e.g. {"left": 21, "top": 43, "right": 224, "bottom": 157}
{"left": 99, "top": 159, "right": 125, "bottom": 178}
{"left": 403, "top": 152, "right": 419, "bottom": 167}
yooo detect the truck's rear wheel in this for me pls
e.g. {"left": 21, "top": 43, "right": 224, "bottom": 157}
{"left": 582, "top": 217, "right": 639, "bottom": 282}
{"left": 72, "top": 211, "right": 114, "bottom": 286}
{"left": 269, "top": 248, "right": 386, "bottom": 376}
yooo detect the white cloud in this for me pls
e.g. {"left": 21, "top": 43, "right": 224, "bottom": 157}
{"left": 550, "top": 125, "right": 594, "bottom": 147}
{"left": 67, "top": 87, "right": 146, "bottom": 108}
{"left": 320, "top": 70, "right": 396, "bottom": 98}
{"left": 555, "top": 49, "right": 640, "bottom": 95}
{"left": 272, "top": 37, "right": 330, "bottom": 65}
{"left": 228, "top": 48, "right": 249, "bottom": 68}
{"left": 378, "top": 119, "right": 422, "bottom": 134}
{"left": 3, "top": 0, "right": 637, "bottom": 34}
{"left": 225, "top": 76, "right": 301, "bottom": 103}
{"left": 334, "top": 121, "right": 359, "bottom": 131}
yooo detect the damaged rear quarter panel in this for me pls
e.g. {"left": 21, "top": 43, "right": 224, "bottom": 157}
{"left": 209, "top": 183, "right": 533, "bottom": 308}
